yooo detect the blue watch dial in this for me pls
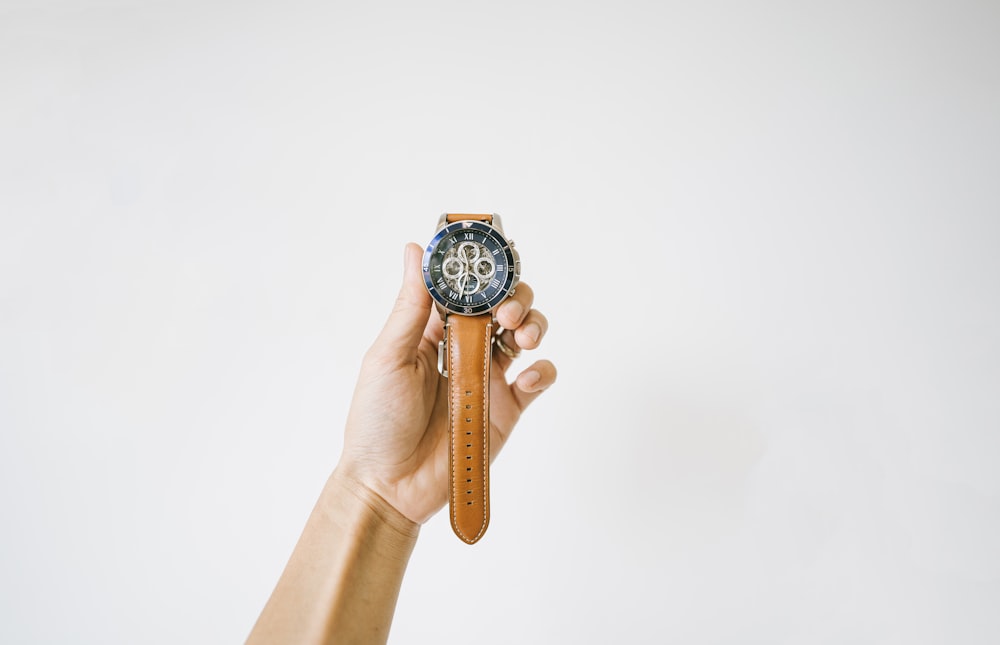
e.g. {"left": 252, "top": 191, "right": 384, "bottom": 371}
{"left": 423, "top": 221, "right": 517, "bottom": 315}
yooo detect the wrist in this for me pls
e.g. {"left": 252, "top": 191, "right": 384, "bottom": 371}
{"left": 328, "top": 466, "right": 421, "bottom": 546}
{"left": 247, "top": 466, "right": 419, "bottom": 644}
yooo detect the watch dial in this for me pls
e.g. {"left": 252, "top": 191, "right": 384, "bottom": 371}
{"left": 423, "top": 222, "right": 518, "bottom": 315}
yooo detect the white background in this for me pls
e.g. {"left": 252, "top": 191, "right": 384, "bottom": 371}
{"left": 2, "top": 0, "right": 999, "bottom": 643}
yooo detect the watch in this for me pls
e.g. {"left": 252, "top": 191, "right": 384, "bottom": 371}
{"left": 422, "top": 213, "right": 521, "bottom": 544}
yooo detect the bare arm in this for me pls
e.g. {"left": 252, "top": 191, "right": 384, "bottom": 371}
{"left": 246, "top": 243, "right": 556, "bottom": 644}
{"left": 247, "top": 471, "right": 418, "bottom": 645}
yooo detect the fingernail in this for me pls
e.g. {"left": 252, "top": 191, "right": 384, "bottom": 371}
{"left": 521, "top": 370, "right": 541, "bottom": 389}
{"left": 523, "top": 323, "right": 540, "bottom": 345}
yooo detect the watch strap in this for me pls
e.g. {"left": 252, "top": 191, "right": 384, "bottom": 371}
{"left": 446, "top": 311, "right": 493, "bottom": 544}
{"left": 446, "top": 213, "right": 493, "bottom": 224}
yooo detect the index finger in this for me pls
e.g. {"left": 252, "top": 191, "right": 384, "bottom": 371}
{"left": 495, "top": 282, "right": 535, "bottom": 330}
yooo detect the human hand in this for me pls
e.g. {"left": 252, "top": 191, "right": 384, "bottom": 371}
{"left": 337, "top": 243, "right": 556, "bottom": 525}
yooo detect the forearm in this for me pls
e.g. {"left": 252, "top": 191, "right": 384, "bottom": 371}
{"left": 247, "top": 468, "right": 420, "bottom": 645}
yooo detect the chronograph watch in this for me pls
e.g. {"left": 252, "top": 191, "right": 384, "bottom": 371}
{"left": 422, "top": 213, "right": 521, "bottom": 544}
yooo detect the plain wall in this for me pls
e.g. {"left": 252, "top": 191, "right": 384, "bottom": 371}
{"left": 1, "top": 1, "right": 998, "bottom": 643}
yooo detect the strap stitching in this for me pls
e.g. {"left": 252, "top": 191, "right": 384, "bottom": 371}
{"left": 448, "top": 321, "right": 458, "bottom": 539}
{"left": 471, "top": 320, "right": 491, "bottom": 541}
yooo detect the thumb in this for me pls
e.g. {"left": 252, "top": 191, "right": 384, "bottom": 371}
{"left": 370, "top": 243, "right": 433, "bottom": 362}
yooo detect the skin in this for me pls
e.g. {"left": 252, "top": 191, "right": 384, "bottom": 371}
{"left": 247, "top": 243, "right": 556, "bottom": 645}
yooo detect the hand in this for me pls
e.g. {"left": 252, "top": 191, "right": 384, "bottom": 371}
{"left": 337, "top": 243, "right": 556, "bottom": 524}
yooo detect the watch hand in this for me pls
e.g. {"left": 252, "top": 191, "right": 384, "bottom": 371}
{"left": 464, "top": 252, "right": 475, "bottom": 295}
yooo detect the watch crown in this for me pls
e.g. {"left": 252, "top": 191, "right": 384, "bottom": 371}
{"left": 508, "top": 239, "right": 515, "bottom": 247}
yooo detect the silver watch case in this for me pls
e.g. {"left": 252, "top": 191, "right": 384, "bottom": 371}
{"left": 421, "top": 213, "right": 521, "bottom": 319}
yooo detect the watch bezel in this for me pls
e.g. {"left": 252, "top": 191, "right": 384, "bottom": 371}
{"left": 422, "top": 220, "right": 519, "bottom": 316}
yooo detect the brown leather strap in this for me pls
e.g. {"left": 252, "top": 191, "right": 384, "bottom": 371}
{"left": 446, "top": 213, "right": 493, "bottom": 224}
{"left": 446, "top": 312, "right": 493, "bottom": 544}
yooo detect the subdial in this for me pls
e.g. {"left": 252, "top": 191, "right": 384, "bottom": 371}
{"left": 473, "top": 256, "right": 495, "bottom": 280}
{"left": 442, "top": 256, "right": 465, "bottom": 281}
{"left": 441, "top": 240, "right": 495, "bottom": 296}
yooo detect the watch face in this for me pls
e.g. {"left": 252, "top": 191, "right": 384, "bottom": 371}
{"left": 423, "top": 221, "right": 519, "bottom": 315}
